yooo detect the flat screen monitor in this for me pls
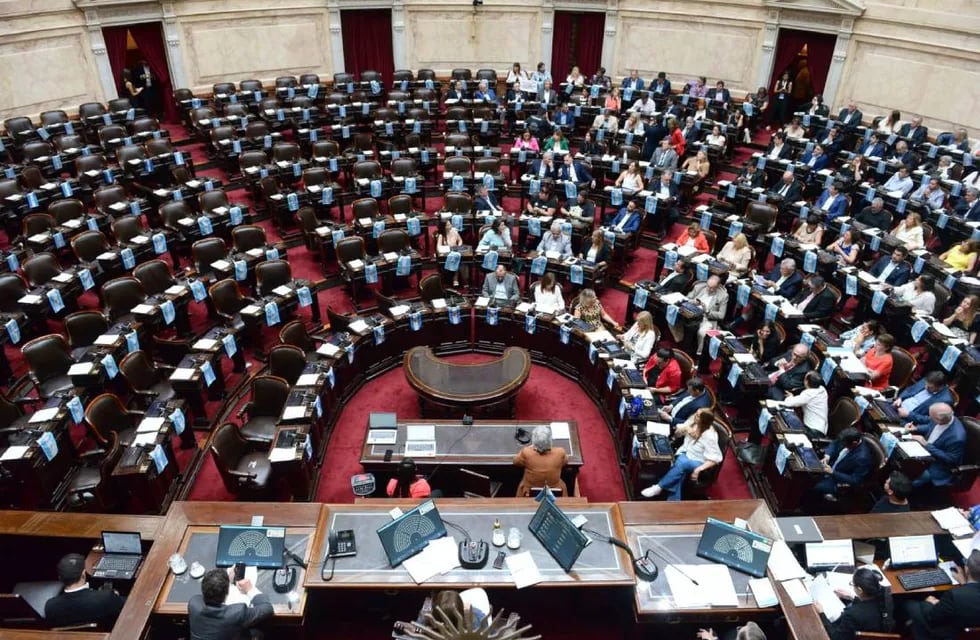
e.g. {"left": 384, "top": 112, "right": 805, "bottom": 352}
{"left": 804, "top": 539, "right": 855, "bottom": 572}
{"left": 696, "top": 517, "right": 773, "bottom": 578}
{"left": 216, "top": 525, "right": 287, "bottom": 568}
{"left": 376, "top": 500, "right": 447, "bottom": 567}
{"left": 528, "top": 495, "right": 590, "bottom": 573}
{"left": 888, "top": 535, "right": 937, "bottom": 569}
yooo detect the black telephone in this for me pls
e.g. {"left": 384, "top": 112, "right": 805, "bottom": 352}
{"left": 327, "top": 529, "right": 357, "bottom": 558}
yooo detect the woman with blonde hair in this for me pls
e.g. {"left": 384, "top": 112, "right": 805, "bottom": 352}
{"left": 615, "top": 161, "right": 644, "bottom": 192}
{"left": 573, "top": 288, "right": 620, "bottom": 331}
{"left": 891, "top": 212, "right": 925, "bottom": 250}
{"left": 943, "top": 295, "right": 979, "bottom": 343}
{"left": 623, "top": 112, "right": 645, "bottom": 136}
{"left": 717, "top": 233, "right": 752, "bottom": 275}
{"left": 580, "top": 229, "right": 611, "bottom": 264}
{"left": 618, "top": 310, "right": 657, "bottom": 364}
{"left": 604, "top": 86, "right": 621, "bottom": 112}
{"left": 682, "top": 150, "right": 711, "bottom": 179}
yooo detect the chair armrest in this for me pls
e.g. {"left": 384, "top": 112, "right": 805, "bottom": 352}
{"left": 53, "top": 623, "right": 99, "bottom": 632}
{"left": 952, "top": 464, "right": 980, "bottom": 476}
{"left": 14, "top": 396, "right": 43, "bottom": 407}
{"left": 128, "top": 410, "right": 146, "bottom": 420}
{"left": 78, "top": 447, "right": 107, "bottom": 462}
{"left": 229, "top": 469, "right": 257, "bottom": 482}
{"left": 236, "top": 402, "right": 253, "bottom": 419}
{"left": 155, "top": 363, "right": 177, "bottom": 376}
{"left": 131, "top": 390, "right": 158, "bottom": 398}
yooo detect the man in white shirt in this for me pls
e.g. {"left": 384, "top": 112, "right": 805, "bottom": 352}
{"left": 778, "top": 372, "right": 829, "bottom": 437}
{"left": 670, "top": 275, "right": 729, "bottom": 350}
{"left": 629, "top": 94, "right": 657, "bottom": 117}
{"left": 882, "top": 166, "right": 915, "bottom": 196}
{"left": 591, "top": 109, "right": 618, "bottom": 134}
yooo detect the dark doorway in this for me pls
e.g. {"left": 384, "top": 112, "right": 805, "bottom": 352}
{"left": 768, "top": 28, "right": 837, "bottom": 112}
{"left": 341, "top": 9, "right": 395, "bottom": 85}
{"left": 551, "top": 11, "right": 606, "bottom": 80}
{"left": 101, "top": 22, "right": 176, "bottom": 122}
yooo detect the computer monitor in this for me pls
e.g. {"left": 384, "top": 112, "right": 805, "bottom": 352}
{"left": 696, "top": 517, "right": 774, "bottom": 578}
{"left": 216, "top": 525, "right": 287, "bottom": 568}
{"left": 376, "top": 500, "right": 447, "bottom": 567}
{"left": 528, "top": 494, "right": 590, "bottom": 573}
{"left": 888, "top": 535, "right": 938, "bottom": 569}
{"left": 805, "top": 539, "right": 855, "bottom": 572}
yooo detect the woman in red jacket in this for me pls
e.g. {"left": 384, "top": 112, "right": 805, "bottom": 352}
{"left": 862, "top": 334, "right": 895, "bottom": 390}
{"left": 668, "top": 118, "right": 686, "bottom": 157}
{"left": 644, "top": 347, "right": 683, "bottom": 404}
{"left": 673, "top": 222, "right": 710, "bottom": 252}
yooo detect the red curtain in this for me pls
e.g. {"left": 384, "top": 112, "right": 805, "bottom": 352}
{"left": 769, "top": 28, "right": 837, "bottom": 97}
{"left": 128, "top": 22, "right": 178, "bottom": 123}
{"left": 551, "top": 12, "right": 574, "bottom": 81}
{"left": 575, "top": 12, "right": 605, "bottom": 77}
{"left": 805, "top": 33, "right": 836, "bottom": 97}
{"left": 101, "top": 26, "right": 129, "bottom": 94}
{"left": 341, "top": 9, "right": 394, "bottom": 85}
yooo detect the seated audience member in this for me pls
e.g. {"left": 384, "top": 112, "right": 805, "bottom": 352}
{"left": 717, "top": 233, "right": 753, "bottom": 275}
{"left": 543, "top": 129, "right": 568, "bottom": 153}
{"left": 705, "top": 125, "right": 726, "bottom": 149}
{"left": 531, "top": 272, "right": 565, "bottom": 315}
{"left": 800, "top": 144, "right": 829, "bottom": 170}
{"left": 673, "top": 222, "right": 710, "bottom": 252}
{"left": 528, "top": 150, "right": 556, "bottom": 179}
{"left": 763, "top": 258, "right": 804, "bottom": 299}
{"left": 783, "top": 118, "right": 806, "bottom": 141}
{"left": 911, "top": 177, "right": 946, "bottom": 210}
{"left": 815, "top": 427, "right": 873, "bottom": 500}
{"left": 678, "top": 116, "right": 698, "bottom": 143}
{"left": 188, "top": 568, "right": 273, "bottom": 640}
{"left": 579, "top": 229, "right": 610, "bottom": 264}
{"left": 882, "top": 165, "right": 915, "bottom": 197}
{"left": 842, "top": 320, "right": 882, "bottom": 357}
{"left": 437, "top": 219, "right": 467, "bottom": 287}
{"left": 862, "top": 333, "right": 895, "bottom": 390}
{"left": 558, "top": 152, "right": 594, "bottom": 187}
{"left": 942, "top": 295, "right": 979, "bottom": 343}
{"left": 387, "top": 458, "right": 432, "bottom": 498}
{"left": 513, "top": 129, "right": 540, "bottom": 152}
{"left": 892, "top": 274, "right": 937, "bottom": 314}
{"left": 807, "top": 94, "right": 830, "bottom": 116}
{"left": 854, "top": 197, "right": 892, "bottom": 230}
{"left": 793, "top": 275, "right": 836, "bottom": 321}
{"left": 658, "top": 377, "right": 711, "bottom": 428}
{"left": 954, "top": 188, "right": 979, "bottom": 220}
{"left": 840, "top": 155, "right": 871, "bottom": 183}
{"left": 750, "top": 322, "right": 782, "bottom": 362}
{"left": 697, "top": 622, "right": 767, "bottom": 640}
{"left": 818, "top": 566, "right": 894, "bottom": 640}
{"left": 869, "top": 246, "right": 912, "bottom": 285}
{"left": 890, "top": 140, "right": 917, "bottom": 166}
{"left": 506, "top": 62, "right": 527, "bottom": 84}
{"left": 513, "top": 425, "right": 568, "bottom": 497}
{"left": 900, "top": 116, "right": 928, "bottom": 146}
{"left": 814, "top": 182, "right": 847, "bottom": 221}
{"left": 565, "top": 65, "right": 585, "bottom": 88}
{"left": 896, "top": 371, "right": 955, "bottom": 427}
{"left": 770, "top": 170, "right": 802, "bottom": 201}
{"left": 640, "top": 408, "right": 722, "bottom": 500}
{"left": 629, "top": 93, "right": 657, "bottom": 117}
{"left": 794, "top": 216, "right": 824, "bottom": 245}
{"left": 878, "top": 109, "right": 904, "bottom": 135}
{"left": 858, "top": 132, "right": 888, "bottom": 158}
{"left": 573, "top": 287, "right": 620, "bottom": 331}
{"left": 622, "top": 112, "right": 645, "bottom": 136}
{"left": 45, "top": 554, "right": 126, "bottom": 628}
{"left": 474, "top": 79, "right": 497, "bottom": 103}
{"left": 474, "top": 183, "right": 505, "bottom": 217}
{"left": 618, "top": 310, "right": 657, "bottom": 364}
{"left": 614, "top": 161, "right": 645, "bottom": 192}
{"left": 692, "top": 99, "right": 709, "bottom": 121}
{"left": 688, "top": 76, "right": 708, "bottom": 98}
{"left": 931, "top": 154, "right": 956, "bottom": 180}
{"left": 478, "top": 219, "right": 513, "bottom": 251}
{"left": 644, "top": 347, "right": 682, "bottom": 401}
{"left": 779, "top": 372, "right": 829, "bottom": 438}
{"left": 682, "top": 150, "right": 711, "bottom": 179}
{"left": 526, "top": 181, "right": 558, "bottom": 217}
{"left": 651, "top": 137, "right": 679, "bottom": 170}
{"left": 671, "top": 275, "right": 729, "bottom": 351}
{"left": 590, "top": 66, "right": 611, "bottom": 89}
{"left": 579, "top": 131, "right": 607, "bottom": 157}
{"left": 651, "top": 71, "right": 671, "bottom": 96}
{"left": 563, "top": 190, "right": 596, "bottom": 223}
{"left": 481, "top": 264, "right": 520, "bottom": 306}
{"left": 827, "top": 228, "right": 861, "bottom": 265}
{"left": 657, "top": 257, "right": 692, "bottom": 293}
{"left": 838, "top": 100, "right": 863, "bottom": 128}
{"left": 904, "top": 549, "right": 980, "bottom": 640}
{"left": 940, "top": 239, "right": 980, "bottom": 273}
{"left": 447, "top": 80, "right": 466, "bottom": 100}
{"left": 536, "top": 221, "right": 572, "bottom": 259}
{"left": 819, "top": 126, "right": 844, "bottom": 154}
{"left": 871, "top": 471, "right": 913, "bottom": 513}
{"left": 766, "top": 343, "right": 811, "bottom": 400}
{"left": 553, "top": 104, "right": 575, "bottom": 131}
{"left": 609, "top": 200, "right": 642, "bottom": 234}
{"left": 768, "top": 132, "right": 793, "bottom": 159}
{"left": 604, "top": 86, "right": 622, "bottom": 113}
{"left": 904, "top": 403, "right": 966, "bottom": 489}
{"left": 737, "top": 162, "right": 765, "bottom": 189}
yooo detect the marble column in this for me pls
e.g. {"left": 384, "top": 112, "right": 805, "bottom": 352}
{"left": 540, "top": 3, "right": 554, "bottom": 74}
{"left": 161, "top": 2, "right": 188, "bottom": 89}
{"left": 823, "top": 30, "right": 851, "bottom": 108}
{"left": 392, "top": 0, "right": 406, "bottom": 70}
{"left": 327, "top": 0, "right": 345, "bottom": 74}
{"left": 601, "top": 7, "right": 617, "bottom": 72}
{"left": 88, "top": 25, "right": 118, "bottom": 101}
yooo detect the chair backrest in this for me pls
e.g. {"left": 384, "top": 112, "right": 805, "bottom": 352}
{"left": 445, "top": 192, "right": 473, "bottom": 213}
{"left": 391, "top": 157, "right": 417, "bottom": 177}
{"left": 326, "top": 307, "right": 349, "bottom": 332}
{"left": 70, "top": 230, "right": 110, "bottom": 263}
{"left": 64, "top": 310, "right": 108, "bottom": 349}
{"left": 22, "top": 253, "right": 62, "bottom": 288}
{"left": 672, "top": 349, "right": 695, "bottom": 384}
{"left": 78, "top": 102, "right": 107, "bottom": 119}
{"left": 299, "top": 73, "right": 320, "bottom": 86}
{"left": 960, "top": 417, "right": 980, "bottom": 476}
{"left": 746, "top": 203, "right": 778, "bottom": 233}
{"left": 275, "top": 76, "right": 297, "bottom": 88}
{"left": 388, "top": 194, "right": 413, "bottom": 216}
{"left": 115, "top": 144, "right": 146, "bottom": 166}
{"left": 130, "top": 116, "right": 160, "bottom": 134}
{"left": 272, "top": 142, "right": 301, "bottom": 163}
{"left": 119, "top": 350, "right": 160, "bottom": 391}
{"left": 210, "top": 422, "right": 248, "bottom": 491}
{"left": 889, "top": 347, "right": 915, "bottom": 389}
{"left": 192, "top": 237, "right": 228, "bottom": 273}
{"left": 111, "top": 215, "right": 144, "bottom": 243}
{"left": 18, "top": 166, "right": 44, "bottom": 190}
{"left": 93, "top": 184, "right": 128, "bottom": 211}
{"left": 21, "top": 213, "right": 54, "bottom": 237}
{"left": 107, "top": 97, "right": 132, "bottom": 112}
{"left": 353, "top": 160, "right": 381, "bottom": 179}
{"left": 279, "top": 320, "right": 315, "bottom": 352}
{"left": 336, "top": 236, "right": 366, "bottom": 263}
{"left": 208, "top": 279, "right": 245, "bottom": 318}
{"left": 268, "top": 344, "right": 307, "bottom": 385}
{"left": 255, "top": 259, "right": 292, "bottom": 296}
{"left": 251, "top": 375, "right": 291, "bottom": 417}
{"left": 47, "top": 198, "right": 85, "bottom": 224}
{"left": 828, "top": 396, "right": 862, "bottom": 439}
{"left": 239, "top": 150, "right": 268, "bottom": 170}
{"left": 75, "top": 153, "right": 106, "bottom": 174}
{"left": 159, "top": 201, "right": 194, "bottom": 230}
{"left": 303, "top": 167, "right": 328, "bottom": 187}
{"left": 392, "top": 69, "right": 414, "bottom": 82}
{"left": 445, "top": 156, "right": 472, "bottom": 175}
{"left": 0, "top": 273, "right": 27, "bottom": 313}
{"left": 240, "top": 79, "right": 262, "bottom": 92}
{"left": 84, "top": 393, "right": 130, "bottom": 443}
{"left": 198, "top": 189, "right": 230, "bottom": 213}
{"left": 133, "top": 260, "right": 175, "bottom": 296}
{"left": 22, "top": 334, "right": 72, "bottom": 384}
{"left": 146, "top": 138, "right": 173, "bottom": 157}
{"left": 418, "top": 274, "right": 446, "bottom": 302}
{"left": 351, "top": 198, "right": 380, "bottom": 219}
{"left": 378, "top": 229, "right": 409, "bottom": 253}
{"left": 312, "top": 140, "right": 340, "bottom": 158}
{"left": 231, "top": 225, "right": 267, "bottom": 252}
{"left": 460, "top": 468, "right": 495, "bottom": 497}
{"left": 102, "top": 277, "right": 147, "bottom": 320}
{"left": 4, "top": 116, "right": 35, "bottom": 137}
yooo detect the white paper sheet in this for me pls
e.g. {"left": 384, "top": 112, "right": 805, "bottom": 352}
{"left": 749, "top": 577, "right": 779, "bottom": 607}
{"left": 29, "top": 408, "right": 60, "bottom": 423}
{"left": 663, "top": 564, "right": 739, "bottom": 608}
{"left": 407, "top": 424, "right": 435, "bottom": 441}
{"left": 505, "top": 551, "right": 543, "bottom": 589}
{"left": 782, "top": 578, "right": 813, "bottom": 606}
{"left": 768, "top": 540, "right": 808, "bottom": 581}
{"left": 0, "top": 445, "right": 30, "bottom": 461}
{"left": 402, "top": 537, "right": 460, "bottom": 584}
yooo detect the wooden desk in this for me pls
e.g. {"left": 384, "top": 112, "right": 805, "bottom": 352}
{"left": 305, "top": 499, "right": 634, "bottom": 588}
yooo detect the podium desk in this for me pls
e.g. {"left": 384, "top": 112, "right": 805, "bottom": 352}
{"left": 305, "top": 499, "right": 633, "bottom": 589}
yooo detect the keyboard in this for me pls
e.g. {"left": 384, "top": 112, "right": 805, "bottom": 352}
{"left": 96, "top": 555, "right": 140, "bottom": 573}
{"left": 744, "top": 363, "right": 769, "bottom": 382}
{"left": 898, "top": 568, "right": 952, "bottom": 591}
{"left": 651, "top": 435, "right": 673, "bottom": 456}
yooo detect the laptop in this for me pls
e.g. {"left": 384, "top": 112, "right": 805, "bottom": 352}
{"left": 404, "top": 441, "right": 437, "bottom": 457}
{"left": 776, "top": 516, "right": 824, "bottom": 544}
{"left": 377, "top": 500, "right": 447, "bottom": 567}
{"left": 91, "top": 531, "right": 143, "bottom": 580}
{"left": 696, "top": 517, "right": 774, "bottom": 578}
{"left": 873, "top": 399, "right": 902, "bottom": 422}
{"left": 888, "top": 535, "right": 938, "bottom": 569}
{"left": 805, "top": 539, "right": 855, "bottom": 572}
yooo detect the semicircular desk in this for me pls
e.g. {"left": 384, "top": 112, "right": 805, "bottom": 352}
{"left": 403, "top": 345, "right": 531, "bottom": 417}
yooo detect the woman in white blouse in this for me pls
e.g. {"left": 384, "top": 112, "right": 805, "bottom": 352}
{"left": 717, "top": 233, "right": 752, "bottom": 275}
{"left": 623, "top": 113, "right": 645, "bottom": 136}
{"left": 618, "top": 310, "right": 657, "bottom": 364}
{"left": 877, "top": 109, "right": 904, "bottom": 135}
{"left": 615, "top": 161, "right": 644, "bottom": 192}
{"left": 506, "top": 63, "right": 528, "bottom": 84}
{"left": 783, "top": 117, "right": 806, "bottom": 140}
{"left": 892, "top": 274, "right": 937, "bottom": 315}
{"left": 681, "top": 150, "right": 711, "bottom": 179}
{"left": 531, "top": 272, "right": 565, "bottom": 315}
{"left": 891, "top": 212, "right": 925, "bottom": 250}
{"left": 640, "top": 408, "right": 722, "bottom": 500}
{"left": 705, "top": 124, "right": 726, "bottom": 149}
{"left": 566, "top": 65, "right": 585, "bottom": 88}
{"left": 693, "top": 99, "right": 709, "bottom": 121}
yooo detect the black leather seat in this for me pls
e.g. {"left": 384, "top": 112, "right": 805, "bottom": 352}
{"left": 237, "top": 375, "right": 290, "bottom": 446}
{"left": 22, "top": 334, "right": 74, "bottom": 398}
{"left": 210, "top": 423, "right": 272, "bottom": 497}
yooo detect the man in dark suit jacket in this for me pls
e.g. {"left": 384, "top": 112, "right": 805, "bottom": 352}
{"left": 800, "top": 145, "right": 830, "bottom": 171}
{"left": 838, "top": 101, "right": 864, "bottom": 129}
{"left": 656, "top": 257, "right": 692, "bottom": 293}
{"left": 189, "top": 568, "right": 273, "bottom": 640}
{"left": 905, "top": 550, "right": 980, "bottom": 640}
{"left": 814, "top": 427, "right": 874, "bottom": 498}
{"left": 955, "top": 188, "right": 980, "bottom": 221}
{"left": 888, "top": 140, "right": 918, "bottom": 166}
{"left": 651, "top": 72, "right": 671, "bottom": 96}
{"left": 447, "top": 80, "right": 466, "bottom": 101}
{"left": 906, "top": 403, "right": 966, "bottom": 488}
{"left": 528, "top": 152, "right": 557, "bottom": 180}
{"left": 133, "top": 60, "right": 159, "bottom": 117}
{"left": 765, "top": 343, "right": 811, "bottom": 400}
{"left": 737, "top": 163, "right": 765, "bottom": 189}
{"left": 763, "top": 259, "right": 804, "bottom": 299}
{"left": 658, "top": 377, "right": 711, "bottom": 427}
{"left": 554, "top": 104, "right": 575, "bottom": 130}
{"left": 793, "top": 275, "right": 836, "bottom": 321}
{"left": 769, "top": 170, "right": 803, "bottom": 202}
{"left": 765, "top": 132, "right": 792, "bottom": 160}
{"left": 641, "top": 118, "right": 669, "bottom": 161}
{"left": 869, "top": 247, "right": 912, "bottom": 286}
{"left": 899, "top": 117, "right": 928, "bottom": 147}
{"left": 858, "top": 133, "right": 888, "bottom": 158}
{"left": 622, "top": 70, "right": 645, "bottom": 93}
{"left": 854, "top": 198, "right": 893, "bottom": 229}
{"left": 896, "top": 371, "right": 956, "bottom": 427}
{"left": 708, "top": 81, "right": 731, "bottom": 106}
{"left": 44, "top": 554, "right": 125, "bottom": 629}
{"left": 538, "top": 80, "right": 558, "bottom": 108}
{"left": 558, "top": 153, "right": 593, "bottom": 185}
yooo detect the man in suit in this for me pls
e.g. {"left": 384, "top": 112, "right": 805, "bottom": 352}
{"left": 558, "top": 152, "right": 593, "bottom": 186}
{"left": 858, "top": 133, "right": 888, "bottom": 158}
{"left": 680, "top": 116, "right": 700, "bottom": 143}
{"left": 911, "top": 177, "right": 946, "bottom": 210}
{"left": 622, "top": 69, "right": 645, "bottom": 93}
{"left": 818, "top": 126, "right": 844, "bottom": 155}
{"left": 528, "top": 151, "right": 557, "bottom": 180}
{"left": 764, "top": 257, "right": 804, "bottom": 299}
{"left": 793, "top": 275, "right": 836, "bottom": 321}
{"left": 650, "top": 170, "right": 679, "bottom": 234}
{"left": 664, "top": 97, "right": 685, "bottom": 121}
{"left": 44, "top": 553, "right": 125, "bottom": 628}
{"left": 554, "top": 103, "right": 575, "bottom": 130}
{"left": 736, "top": 162, "right": 765, "bottom": 190}
{"left": 882, "top": 165, "right": 915, "bottom": 197}
{"left": 657, "top": 257, "right": 692, "bottom": 293}
{"left": 769, "top": 170, "right": 803, "bottom": 202}
{"left": 651, "top": 72, "right": 671, "bottom": 96}
{"left": 536, "top": 221, "right": 572, "bottom": 259}
{"left": 896, "top": 371, "right": 956, "bottom": 428}
{"left": 889, "top": 140, "right": 918, "bottom": 166}
{"left": 473, "top": 80, "right": 497, "bottom": 104}
{"left": 955, "top": 188, "right": 980, "bottom": 221}
{"left": 869, "top": 247, "right": 912, "bottom": 286}
{"left": 814, "top": 427, "right": 874, "bottom": 500}
{"left": 766, "top": 131, "right": 792, "bottom": 160}
{"left": 446, "top": 80, "right": 466, "bottom": 101}
{"left": 814, "top": 182, "right": 847, "bottom": 221}
{"left": 854, "top": 197, "right": 893, "bottom": 230}
{"left": 651, "top": 137, "right": 678, "bottom": 170}
{"left": 538, "top": 79, "right": 557, "bottom": 108}
{"left": 671, "top": 275, "right": 729, "bottom": 349}
{"left": 800, "top": 144, "right": 830, "bottom": 171}
{"left": 765, "top": 343, "right": 812, "bottom": 400}
{"left": 709, "top": 81, "right": 730, "bottom": 106}
{"left": 591, "top": 109, "right": 619, "bottom": 134}
{"left": 133, "top": 60, "right": 159, "bottom": 118}
{"left": 189, "top": 568, "right": 273, "bottom": 640}
{"left": 904, "top": 403, "right": 966, "bottom": 489}
{"left": 482, "top": 264, "right": 521, "bottom": 306}
{"left": 610, "top": 200, "right": 641, "bottom": 234}
{"left": 641, "top": 117, "right": 669, "bottom": 161}
{"left": 905, "top": 550, "right": 980, "bottom": 640}
{"left": 838, "top": 100, "right": 863, "bottom": 129}
{"left": 473, "top": 184, "right": 513, "bottom": 227}
{"left": 899, "top": 116, "right": 928, "bottom": 147}
{"left": 657, "top": 377, "right": 711, "bottom": 427}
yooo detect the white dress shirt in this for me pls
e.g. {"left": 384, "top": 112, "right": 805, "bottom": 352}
{"left": 622, "top": 325, "right": 656, "bottom": 363}
{"left": 781, "top": 387, "right": 829, "bottom": 435}
{"left": 532, "top": 285, "right": 565, "bottom": 315}
{"left": 677, "top": 421, "right": 723, "bottom": 463}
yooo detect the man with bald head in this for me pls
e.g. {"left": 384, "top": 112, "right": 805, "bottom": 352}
{"left": 838, "top": 100, "right": 863, "bottom": 129}
{"left": 766, "top": 343, "right": 812, "bottom": 400}
{"left": 670, "top": 274, "right": 729, "bottom": 349}
{"left": 904, "top": 402, "right": 966, "bottom": 489}
{"left": 769, "top": 170, "right": 802, "bottom": 202}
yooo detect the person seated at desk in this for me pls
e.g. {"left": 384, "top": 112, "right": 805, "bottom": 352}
{"left": 651, "top": 137, "right": 679, "bottom": 171}
{"left": 531, "top": 272, "right": 565, "bottom": 315}
{"left": 538, "top": 80, "right": 557, "bottom": 108}
{"left": 482, "top": 264, "right": 520, "bottom": 307}
{"left": 591, "top": 109, "right": 619, "bottom": 134}
{"left": 779, "top": 371, "right": 829, "bottom": 438}
{"left": 940, "top": 239, "right": 980, "bottom": 273}
{"left": 554, "top": 103, "right": 575, "bottom": 131}
{"left": 622, "top": 69, "right": 645, "bottom": 93}
{"left": 819, "top": 127, "right": 844, "bottom": 155}
{"left": 903, "top": 403, "right": 966, "bottom": 490}
{"left": 657, "top": 377, "right": 711, "bottom": 428}
{"left": 764, "top": 258, "right": 804, "bottom": 299}
{"left": 513, "top": 129, "right": 540, "bottom": 153}
{"left": 579, "top": 131, "right": 607, "bottom": 158}
{"left": 656, "top": 257, "right": 692, "bottom": 293}
{"left": 673, "top": 222, "right": 711, "bottom": 252}
{"left": 705, "top": 125, "right": 726, "bottom": 150}
{"left": 904, "top": 549, "right": 980, "bottom": 640}
{"left": 736, "top": 162, "right": 765, "bottom": 190}
{"left": 644, "top": 347, "right": 682, "bottom": 403}
{"left": 841, "top": 320, "right": 881, "bottom": 357}
{"left": 783, "top": 118, "right": 806, "bottom": 141}
{"left": 614, "top": 161, "right": 645, "bottom": 193}
{"left": 558, "top": 153, "right": 594, "bottom": 187}
{"left": 767, "top": 131, "right": 793, "bottom": 161}
{"left": 770, "top": 170, "right": 803, "bottom": 202}
{"left": 911, "top": 177, "right": 946, "bottom": 210}
{"left": 604, "top": 86, "right": 622, "bottom": 112}
{"left": 670, "top": 275, "right": 729, "bottom": 351}
{"left": 882, "top": 165, "right": 915, "bottom": 197}
{"left": 622, "top": 112, "right": 645, "bottom": 136}
{"left": 628, "top": 94, "right": 657, "bottom": 118}
{"left": 869, "top": 246, "right": 912, "bottom": 285}
{"left": 942, "top": 294, "right": 979, "bottom": 343}
{"left": 717, "top": 233, "right": 753, "bottom": 276}
{"left": 871, "top": 470, "right": 912, "bottom": 513}
{"left": 436, "top": 219, "right": 468, "bottom": 287}
{"left": 573, "top": 287, "right": 621, "bottom": 331}
{"left": 895, "top": 370, "right": 954, "bottom": 427}
{"left": 827, "top": 228, "right": 862, "bottom": 266}
{"left": 794, "top": 215, "right": 825, "bottom": 245}
{"left": 688, "top": 76, "right": 708, "bottom": 99}
{"left": 387, "top": 458, "right": 432, "bottom": 498}
{"left": 862, "top": 333, "right": 895, "bottom": 390}
{"left": 817, "top": 566, "right": 894, "bottom": 640}
{"left": 679, "top": 116, "right": 698, "bottom": 144}
{"left": 590, "top": 67, "right": 612, "bottom": 91}
{"left": 889, "top": 140, "right": 918, "bottom": 167}
{"left": 513, "top": 424, "right": 568, "bottom": 497}
{"left": 709, "top": 80, "right": 731, "bottom": 107}
{"left": 682, "top": 150, "right": 711, "bottom": 179}
{"left": 536, "top": 221, "right": 572, "bottom": 259}
{"left": 478, "top": 219, "right": 513, "bottom": 251}
{"left": 640, "top": 407, "right": 722, "bottom": 500}
{"left": 840, "top": 155, "right": 871, "bottom": 184}
{"left": 854, "top": 197, "right": 892, "bottom": 230}
{"left": 618, "top": 310, "right": 656, "bottom": 365}
{"left": 749, "top": 322, "right": 782, "bottom": 362}
{"left": 815, "top": 427, "right": 874, "bottom": 501}
{"left": 566, "top": 66, "right": 586, "bottom": 88}
{"left": 692, "top": 99, "right": 709, "bottom": 122}
{"left": 525, "top": 181, "right": 558, "bottom": 218}
{"left": 473, "top": 80, "right": 497, "bottom": 104}
{"left": 800, "top": 144, "right": 830, "bottom": 171}
{"left": 900, "top": 116, "right": 928, "bottom": 146}
{"left": 807, "top": 94, "right": 830, "bottom": 117}
{"left": 506, "top": 62, "right": 528, "bottom": 85}
{"left": 858, "top": 132, "right": 888, "bottom": 158}
{"left": 579, "top": 229, "right": 610, "bottom": 264}
{"left": 528, "top": 151, "right": 557, "bottom": 180}
{"left": 697, "top": 621, "right": 767, "bottom": 640}
{"left": 189, "top": 567, "right": 273, "bottom": 640}
{"left": 651, "top": 71, "right": 671, "bottom": 96}
{"left": 446, "top": 80, "right": 466, "bottom": 101}
{"left": 814, "top": 182, "right": 847, "bottom": 221}
{"left": 793, "top": 275, "right": 837, "bottom": 321}
{"left": 44, "top": 553, "right": 126, "bottom": 629}
{"left": 543, "top": 129, "right": 569, "bottom": 153}
{"left": 609, "top": 200, "right": 642, "bottom": 234}
{"left": 893, "top": 274, "right": 937, "bottom": 315}
{"left": 954, "top": 187, "right": 980, "bottom": 221}
{"left": 765, "top": 343, "right": 811, "bottom": 400}
{"left": 474, "top": 184, "right": 510, "bottom": 227}
{"left": 564, "top": 190, "right": 597, "bottom": 225}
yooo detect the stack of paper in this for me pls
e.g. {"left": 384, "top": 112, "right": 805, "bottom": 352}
{"left": 663, "top": 564, "right": 739, "bottom": 608}
{"left": 810, "top": 574, "right": 844, "bottom": 621}
{"left": 767, "top": 540, "right": 808, "bottom": 581}
{"left": 505, "top": 551, "right": 543, "bottom": 589}
{"left": 897, "top": 440, "right": 931, "bottom": 458}
{"left": 781, "top": 578, "right": 813, "bottom": 606}
{"left": 402, "top": 537, "right": 460, "bottom": 584}
{"left": 549, "top": 422, "right": 571, "bottom": 440}
{"left": 749, "top": 578, "right": 778, "bottom": 607}
{"left": 932, "top": 507, "right": 975, "bottom": 537}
